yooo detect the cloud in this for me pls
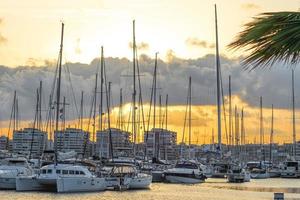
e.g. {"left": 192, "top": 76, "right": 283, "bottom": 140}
{"left": 128, "top": 41, "right": 149, "bottom": 51}
{"left": 185, "top": 37, "right": 215, "bottom": 49}
{"left": 0, "top": 54, "right": 297, "bottom": 123}
{"left": 241, "top": 3, "right": 260, "bottom": 10}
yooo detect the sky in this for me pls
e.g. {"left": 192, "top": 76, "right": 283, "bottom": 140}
{"left": 0, "top": 0, "right": 299, "bottom": 144}
{"left": 0, "top": 0, "right": 299, "bottom": 66}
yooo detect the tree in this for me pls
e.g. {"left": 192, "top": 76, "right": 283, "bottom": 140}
{"left": 228, "top": 12, "right": 300, "bottom": 70}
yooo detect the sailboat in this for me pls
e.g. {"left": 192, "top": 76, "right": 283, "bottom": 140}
{"left": 16, "top": 23, "right": 107, "bottom": 192}
{"left": 164, "top": 77, "right": 206, "bottom": 184}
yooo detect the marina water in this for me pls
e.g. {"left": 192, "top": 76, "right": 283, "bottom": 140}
{"left": 2, "top": 179, "right": 300, "bottom": 200}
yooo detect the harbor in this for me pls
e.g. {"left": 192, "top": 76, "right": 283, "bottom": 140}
{"left": 1, "top": 0, "right": 300, "bottom": 199}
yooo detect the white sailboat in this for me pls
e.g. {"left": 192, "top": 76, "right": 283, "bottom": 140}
{"left": 104, "top": 163, "right": 152, "bottom": 190}
{"left": 164, "top": 160, "right": 206, "bottom": 184}
{"left": 227, "top": 164, "right": 250, "bottom": 183}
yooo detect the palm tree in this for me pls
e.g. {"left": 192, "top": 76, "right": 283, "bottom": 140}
{"left": 228, "top": 11, "right": 300, "bottom": 70}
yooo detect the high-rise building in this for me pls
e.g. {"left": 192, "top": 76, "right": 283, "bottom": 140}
{"left": 0, "top": 136, "right": 8, "bottom": 150}
{"left": 96, "top": 128, "right": 131, "bottom": 158}
{"left": 144, "top": 128, "right": 177, "bottom": 160}
{"left": 54, "top": 128, "right": 90, "bottom": 156}
{"left": 13, "top": 128, "right": 47, "bottom": 158}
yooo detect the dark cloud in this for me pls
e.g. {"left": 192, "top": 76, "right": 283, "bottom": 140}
{"left": 0, "top": 54, "right": 297, "bottom": 122}
{"left": 241, "top": 3, "right": 260, "bottom": 10}
{"left": 128, "top": 41, "right": 149, "bottom": 51}
{"left": 186, "top": 37, "right": 215, "bottom": 49}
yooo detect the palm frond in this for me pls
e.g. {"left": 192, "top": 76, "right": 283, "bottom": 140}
{"left": 228, "top": 11, "right": 300, "bottom": 70}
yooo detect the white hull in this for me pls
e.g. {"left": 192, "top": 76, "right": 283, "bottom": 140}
{"left": 165, "top": 175, "right": 204, "bottom": 184}
{"left": 129, "top": 175, "right": 152, "bottom": 189}
{"left": 16, "top": 176, "right": 55, "bottom": 191}
{"left": 250, "top": 172, "right": 269, "bottom": 179}
{"left": 227, "top": 173, "right": 250, "bottom": 183}
{"left": 57, "top": 177, "right": 106, "bottom": 193}
{"left": 0, "top": 177, "right": 15, "bottom": 189}
{"left": 106, "top": 174, "right": 152, "bottom": 190}
{"left": 281, "top": 170, "right": 299, "bottom": 178}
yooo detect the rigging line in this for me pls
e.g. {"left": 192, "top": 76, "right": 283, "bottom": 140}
{"left": 6, "top": 92, "right": 16, "bottom": 150}
{"left": 45, "top": 53, "right": 60, "bottom": 134}
{"left": 83, "top": 87, "right": 95, "bottom": 158}
{"left": 219, "top": 64, "right": 229, "bottom": 145}
{"left": 103, "top": 55, "right": 114, "bottom": 159}
{"left": 135, "top": 49, "right": 147, "bottom": 138}
{"left": 29, "top": 89, "right": 39, "bottom": 159}
{"left": 182, "top": 84, "right": 190, "bottom": 144}
{"left": 144, "top": 54, "right": 156, "bottom": 155}
{"left": 63, "top": 61, "right": 79, "bottom": 121}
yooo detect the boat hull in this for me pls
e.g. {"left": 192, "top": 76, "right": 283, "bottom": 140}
{"left": 164, "top": 174, "right": 205, "bottom": 184}
{"left": 57, "top": 177, "right": 106, "bottom": 193}
{"left": 227, "top": 173, "right": 250, "bottom": 183}
{"left": 16, "top": 176, "right": 56, "bottom": 191}
{"left": 250, "top": 172, "right": 269, "bottom": 179}
{"left": 0, "top": 177, "right": 16, "bottom": 189}
{"left": 129, "top": 175, "right": 152, "bottom": 189}
{"left": 152, "top": 171, "right": 164, "bottom": 182}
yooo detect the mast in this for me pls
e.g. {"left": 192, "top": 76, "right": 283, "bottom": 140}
{"left": 214, "top": 4, "right": 222, "bottom": 153}
{"left": 292, "top": 69, "right": 296, "bottom": 157}
{"left": 165, "top": 94, "right": 168, "bottom": 130}
{"left": 38, "top": 81, "right": 42, "bottom": 130}
{"left": 62, "top": 96, "right": 66, "bottom": 130}
{"left": 153, "top": 53, "right": 158, "bottom": 159}
{"left": 270, "top": 104, "right": 274, "bottom": 162}
{"left": 229, "top": 75, "right": 232, "bottom": 146}
{"left": 92, "top": 73, "right": 98, "bottom": 156}
{"left": 132, "top": 20, "right": 137, "bottom": 157}
{"left": 188, "top": 76, "right": 192, "bottom": 158}
{"left": 99, "top": 46, "right": 104, "bottom": 131}
{"left": 13, "top": 91, "right": 17, "bottom": 131}
{"left": 108, "top": 81, "right": 112, "bottom": 127}
{"left": 118, "top": 88, "right": 123, "bottom": 129}
{"left": 80, "top": 91, "right": 84, "bottom": 130}
{"left": 260, "top": 96, "right": 265, "bottom": 161}
{"left": 55, "top": 23, "right": 64, "bottom": 132}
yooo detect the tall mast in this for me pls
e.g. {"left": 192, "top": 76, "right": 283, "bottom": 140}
{"left": 56, "top": 23, "right": 64, "bottom": 132}
{"left": 108, "top": 81, "right": 112, "bottom": 126}
{"left": 80, "top": 91, "right": 84, "bottom": 130}
{"left": 38, "top": 81, "right": 42, "bottom": 130}
{"left": 260, "top": 96, "right": 265, "bottom": 161}
{"left": 13, "top": 91, "right": 16, "bottom": 131}
{"left": 62, "top": 96, "right": 66, "bottom": 130}
{"left": 132, "top": 20, "right": 137, "bottom": 156}
{"left": 159, "top": 95, "right": 162, "bottom": 129}
{"left": 229, "top": 75, "right": 232, "bottom": 146}
{"left": 99, "top": 46, "right": 104, "bottom": 131}
{"left": 165, "top": 94, "right": 168, "bottom": 130}
{"left": 153, "top": 53, "right": 158, "bottom": 130}
{"left": 260, "top": 96, "right": 263, "bottom": 146}
{"left": 270, "top": 104, "right": 274, "bottom": 162}
{"left": 92, "top": 73, "right": 98, "bottom": 156}
{"left": 118, "top": 88, "right": 123, "bottom": 129}
{"left": 292, "top": 69, "right": 296, "bottom": 157}
{"left": 188, "top": 76, "right": 192, "bottom": 158}
{"left": 234, "top": 106, "right": 237, "bottom": 146}
{"left": 214, "top": 4, "right": 222, "bottom": 152}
